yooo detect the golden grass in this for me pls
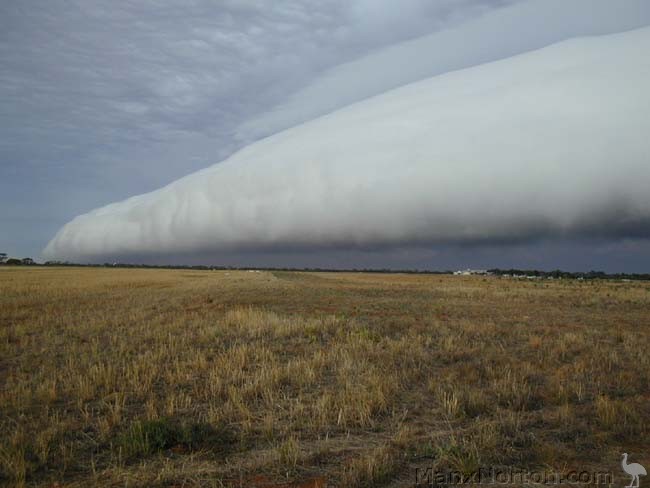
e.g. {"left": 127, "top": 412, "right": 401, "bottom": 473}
{"left": 1, "top": 266, "right": 649, "bottom": 487}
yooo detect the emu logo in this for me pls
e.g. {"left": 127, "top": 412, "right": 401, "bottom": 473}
{"left": 622, "top": 453, "right": 647, "bottom": 488}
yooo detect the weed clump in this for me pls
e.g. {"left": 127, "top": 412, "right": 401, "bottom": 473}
{"left": 116, "top": 418, "right": 236, "bottom": 459}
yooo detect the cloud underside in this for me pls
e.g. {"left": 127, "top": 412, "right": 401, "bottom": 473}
{"left": 44, "top": 27, "right": 650, "bottom": 262}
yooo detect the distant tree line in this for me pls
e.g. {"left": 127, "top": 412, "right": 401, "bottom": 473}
{"left": 0, "top": 253, "right": 35, "bottom": 266}
{"left": 487, "top": 268, "right": 650, "bottom": 281}
{"left": 2, "top": 253, "right": 649, "bottom": 280}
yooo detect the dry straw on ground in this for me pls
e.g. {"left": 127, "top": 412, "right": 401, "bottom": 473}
{"left": 1, "top": 267, "right": 649, "bottom": 487}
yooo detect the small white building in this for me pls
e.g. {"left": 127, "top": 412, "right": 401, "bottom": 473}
{"left": 453, "top": 269, "right": 489, "bottom": 276}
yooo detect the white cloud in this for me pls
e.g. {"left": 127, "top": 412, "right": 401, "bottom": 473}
{"left": 44, "top": 27, "right": 650, "bottom": 262}
{"left": 238, "top": 0, "right": 650, "bottom": 142}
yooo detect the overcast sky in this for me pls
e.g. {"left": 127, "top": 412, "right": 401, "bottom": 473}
{"left": 3, "top": 1, "right": 650, "bottom": 271}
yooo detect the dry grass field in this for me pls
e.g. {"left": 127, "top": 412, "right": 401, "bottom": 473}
{"left": 1, "top": 266, "right": 649, "bottom": 487}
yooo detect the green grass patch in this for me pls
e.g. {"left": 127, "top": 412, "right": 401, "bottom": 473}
{"left": 116, "top": 418, "right": 236, "bottom": 459}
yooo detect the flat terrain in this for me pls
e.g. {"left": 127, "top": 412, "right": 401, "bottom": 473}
{"left": 1, "top": 267, "right": 649, "bottom": 487}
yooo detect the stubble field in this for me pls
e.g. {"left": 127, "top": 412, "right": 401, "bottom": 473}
{"left": 1, "top": 266, "right": 649, "bottom": 487}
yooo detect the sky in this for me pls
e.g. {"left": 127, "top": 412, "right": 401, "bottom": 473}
{"left": 3, "top": 0, "right": 650, "bottom": 271}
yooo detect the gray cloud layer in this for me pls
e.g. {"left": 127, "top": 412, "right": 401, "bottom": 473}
{"left": 2, "top": 0, "right": 505, "bottom": 169}
{"left": 44, "top": 27, "right": 650, "bottom": 263}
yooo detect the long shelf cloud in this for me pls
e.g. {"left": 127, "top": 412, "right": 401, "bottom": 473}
{"left": 44, "top": 27, "right": 650, "bottom": 262}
